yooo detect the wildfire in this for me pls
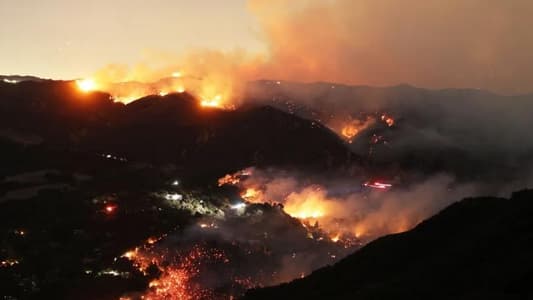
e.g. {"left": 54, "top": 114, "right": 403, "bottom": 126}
{"left": 381, "top": 114, "right": 395, "bottom": 127}
{"left": 76, "top": 79, "right": 97, "bottom": 92}
{"left": 218, "top": 169, "right": 252, "bottom": 186}
{"left": 283, "top": 188, "right": 338, "bottom": 220}
{"left": 330, "top": 234, "right": 341, "bottom": 243}
{"left": 240, "top": 187, "right": 263, "bottom": 203}
{"left": 338, "top": 117, "right": 376, "bottom": 142}
{"left": 341, "top": 125, "right": 359, "bottom": 140}
{"left": 200, "top": 95, "right": 223, "bottom": 108}
{"left": 122, "top": 243, "right": 227, "bottom": 300}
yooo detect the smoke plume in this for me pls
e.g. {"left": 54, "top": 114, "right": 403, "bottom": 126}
{"left": 249, "top": 0, "right": 533, "bottom": 94}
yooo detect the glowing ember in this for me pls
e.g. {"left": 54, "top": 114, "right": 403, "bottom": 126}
{"left": 76, "top": 79, "right": 97, "bottom": 92}
{"left": 104, "top": 204, "right": 117, "bottom": 214}
{"left": 176, "top": 86, "right": 186, "bottom": 93}
{"left": 122, "top": 244, "right": 227, "bottom": 299}
{"left": 381, "top": 114, "right": 395, "bottom": 127}
{"left": 147, "top": 237, "right": 160, "bottom": 245}
{"left": 172, "top": 71, "right": 182, "bottom": 78}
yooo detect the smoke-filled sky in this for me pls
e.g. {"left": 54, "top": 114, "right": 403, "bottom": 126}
{"left": 1, "top": 0, "right": 533, "bottom": 93}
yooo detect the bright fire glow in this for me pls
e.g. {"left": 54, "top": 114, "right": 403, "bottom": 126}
{"left": 381, "top": 114, "right": 395, "bottom": 127}
{"left": 341, "top": 125, "right": 359, "bottom": 140}
{"left": 240, "top": 187, "right": 263, "bottom": 203}
{"left": 283, "top": 188, "right": 336, "bottom": 220}
{"left": 330, "top": 234, "right": 341, "bottom": 243}
{"left": 200, "top": 95, "right": 223, "bottom": 108}
{"left": 338, "top": 117, "right": 376, "bottom": 142}
{"left": 76, "top": 79, "right": 97, "bottom": 92}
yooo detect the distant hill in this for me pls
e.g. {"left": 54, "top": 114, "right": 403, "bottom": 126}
{"left": 247, "top": 81, "right": 533, "bottom": 182}
{"left": 243, "top": 189, "right": 533, "bottom": 299}
{"left": 0, "top": 75, "right": 47, "bottom": 83}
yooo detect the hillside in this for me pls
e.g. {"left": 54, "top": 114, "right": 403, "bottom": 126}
{"left": 247, "top": 81, "right": 533, "bottom": 182}
{"left": 244, "top": 189, "right": 533, "bottom": 299}
{"left": 0, "top": 80, "right": 355, "bottom": 180}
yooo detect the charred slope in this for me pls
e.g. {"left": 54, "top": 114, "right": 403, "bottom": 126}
{"left": 0, "top": 80, "right": 354, "bottom": 178}
{"left": 244, "top": 189, "right": 533, "bottom": 300}
{"left": 248, "top": 81, "right": 533, "bottom": 181}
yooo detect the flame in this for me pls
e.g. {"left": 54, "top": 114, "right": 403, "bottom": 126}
{"left": 338, "top": 117, "right": 376, "bottom": 142}
{"left": 200, "top": 94, "right": 223, "bottom": 108}
{"left": 218, "top": 169, "right": 252, "bottom": 186}
{"left": 76, "top": 79, "right": 97, "bottom": 92}
{"left": 122, "top": 243, "right": 226, "bottom": 299}
{"left": 330, "top": 234, "right": 341, "bottom": 243}
{"left": 283, "top": 188, "right": 337, "bottom": 220}
{"left": 381, "top": 114, "right": 395, "bottom": 127}
{"left": 341, "top": 124, "right": 359, "bottom": 140}
{"left": 240, "top": 187, "right": 263, "bottom": 203}
{"left": 85, "top": 49, "right": 257, "bottom": 107}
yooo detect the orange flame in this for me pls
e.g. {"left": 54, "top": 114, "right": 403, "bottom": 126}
{"left": 338, "top": 117, "right": 376, "bottom": 142}
{"left": 240, "top": 187, "right": 263, "bottom": 203}
{"left": 283, "top": 188, "right": 339, "bottom": 220}
{"left": 76, "top": 79, "right": 97, "bottom": 92}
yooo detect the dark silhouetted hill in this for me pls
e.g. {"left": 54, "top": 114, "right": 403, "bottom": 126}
{"left": 0, "top": 80, "right": 354, "bottom": 179}
{"left": 244, "top": 189, "right": 533, "bottom": 300}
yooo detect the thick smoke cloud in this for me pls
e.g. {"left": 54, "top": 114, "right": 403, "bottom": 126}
{"left": 248, "top": 0, "right": 533, "bottom": 94}
{"left": 231, "top": 168, "right": 488, "bottom": 241}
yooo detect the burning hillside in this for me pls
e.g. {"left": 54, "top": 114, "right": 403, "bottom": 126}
{"left": 215, "top": 167, "right": 481, "bottom": 244}
{"left": 110, "top": 179, "right": 359, "bottom": 299}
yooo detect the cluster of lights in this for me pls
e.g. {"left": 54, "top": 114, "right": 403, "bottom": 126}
{"left": 100, "top": 153, "right": 128, "bottom": 162}
{"left": 165, "top": 193, "right": 183, "bottom": 201}
{"left": 2, "top": 78, "right": 18, "bottom": 84}
{"left": 0, "top": 259, "right": 20, "bottom": 268}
